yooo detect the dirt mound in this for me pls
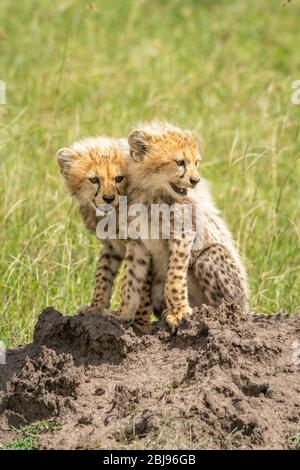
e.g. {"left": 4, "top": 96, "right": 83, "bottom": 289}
{"left": 0, "top": 347, "right": 79, "bottom": 427}
{"left": 33, "top": 307, "right": 138, "bottom": 363}
{"left": 0, "top": 303, "right": 299, "bottom": 449}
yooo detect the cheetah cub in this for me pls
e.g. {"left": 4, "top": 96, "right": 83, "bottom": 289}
{"left": 110, "top": 122, "right": 248, "bottom": 332}
{"left": 57, "top": 137, "right": 153, "bottom": 333}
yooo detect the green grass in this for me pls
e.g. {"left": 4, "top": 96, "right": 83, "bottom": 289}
{"left": 0, "top": 420, "right": 62, "bottom": 450}
{"left": 3, "top": 436, "right": 40, "bottom": 451}
{"left": 289, "top": 430, "right": 300, "bottom": 450}
{"left": 0, "top": 0, "right": 299, "bottom": 347}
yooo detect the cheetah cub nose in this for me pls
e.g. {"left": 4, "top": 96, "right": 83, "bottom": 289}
{"left": 190, "top": 177, "right": 200, "bottom": 187}
{"left": 103, "top": 195, "right": 115, "bottom": 203}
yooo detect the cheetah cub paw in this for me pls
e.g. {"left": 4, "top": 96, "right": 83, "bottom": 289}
{"left": 77, "top": 305, "right": 105, "bottom": 315}
{"left": 101, "top": 308, "right": 135, "bottom": 328}
{"left": 134, "top": 321, "right": 153, "bottom": 335}
{"left": 164, "top": 306, "right": 193, "bottom": 333}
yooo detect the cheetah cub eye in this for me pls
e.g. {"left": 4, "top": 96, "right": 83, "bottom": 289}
{"left": 89, "top": 176, "right": 100, "bottom": 184}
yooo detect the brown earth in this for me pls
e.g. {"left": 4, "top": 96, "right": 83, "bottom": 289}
{"left": 0, "top": 303, "right": 299, "bottom": 450}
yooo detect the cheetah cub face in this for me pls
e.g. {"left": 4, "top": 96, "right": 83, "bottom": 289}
{"left": 128, "top": 122, "right": 202, "bottom": 199}
{"left": 57, "top": 137, "right": 129, "bottom": 213}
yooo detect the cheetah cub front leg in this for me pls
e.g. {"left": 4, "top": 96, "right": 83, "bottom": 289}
{"left": 133, "top": 265, "right": 153, "bottom": 334}
{"left": 78, "top": 242, "right": 122, "bottom": 314}
{"left": 164, "top": 237, "right": 193, "bottom": 333}
{"left": 101, "top": 241, "right": 153, "bottom": 332}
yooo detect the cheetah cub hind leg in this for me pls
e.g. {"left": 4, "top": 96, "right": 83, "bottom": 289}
{"left": 192, "top": 243, "right": 248, "bottom": 311}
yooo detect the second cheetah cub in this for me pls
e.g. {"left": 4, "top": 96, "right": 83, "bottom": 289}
{"left": 115, "top": 122, "right": 248, "bottom": 332}
{"left": 57, "top": 137, "right": 153, "bottom": 333}
{"left": 57, "top": 137, "right": 129, "bottom": 314}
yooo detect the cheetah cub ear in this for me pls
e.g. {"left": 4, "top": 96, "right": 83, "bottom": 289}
{"left": 128, "top": 129, "right": 151, "bottom": 161}
{"left": 56, "top": 148, "right": 76, "bottom": 174}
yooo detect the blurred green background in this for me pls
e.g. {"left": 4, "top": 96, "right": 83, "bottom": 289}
{"left": 0, "top": 0, "right": 299, "bottom": 346}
